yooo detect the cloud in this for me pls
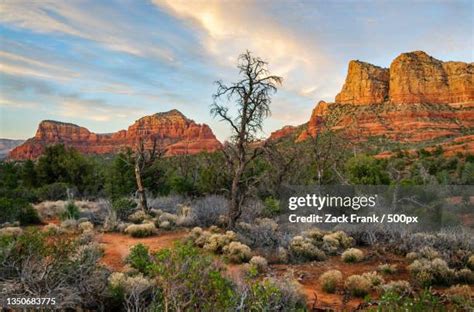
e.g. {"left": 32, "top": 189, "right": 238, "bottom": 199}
{"left": 0, "top": 1, "right": 175, "bottom": 60}
{"left": 153, "top": 0, "right": 338, "bottom": 99}
{"left": 0, "top": 95, "right": 39, "bottom": 109}
{"left": 57, "top": 95, "right": 144, "bottom": 122}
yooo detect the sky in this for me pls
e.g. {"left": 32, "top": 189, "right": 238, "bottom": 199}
{"left": 0, "top": 0, "right": 472, "bottom": 141}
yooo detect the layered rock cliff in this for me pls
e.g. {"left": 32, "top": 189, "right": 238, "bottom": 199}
{"left": 9, "top": 110, "right": 222, "bottom": 159}
{"left": 273, "top": 51, "right": 474, "bottom": 154}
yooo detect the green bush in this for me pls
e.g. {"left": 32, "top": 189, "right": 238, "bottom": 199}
{"left": 263, "top": 196, "right": 281, "bottom": 216}
{"left": 36, "top": 182, "right": 69, "bottom": 201}
{"left": 127, "top": 244, "right": 152, "bottom": 275}
{"left": 112, "top": 197, "right": 136, "bottom": 220}
{"left": 150, "top": 242, "right": 238, "bottom": 311}
{"left": 376, "top": 289, "right": 444, "bottom": 311}
{"left": 0, "top": 197, "right": 41, "bottom": 225}
{"left": 60, "top": 201, "right": 80, "bottom": 220}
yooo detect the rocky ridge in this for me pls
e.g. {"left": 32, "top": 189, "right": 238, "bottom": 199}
{"left": 271, "top": 51, "right": 474, "bottom": 155}
{"left": 9, "top": 110, "right": 222, "bottom": 159}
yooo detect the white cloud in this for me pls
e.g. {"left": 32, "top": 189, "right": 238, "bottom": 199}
{"left": 0, "top": 1, "right": 174, "bottom": 60}
{"left": 153, "top": 0, "right": 339, "bottom": 100}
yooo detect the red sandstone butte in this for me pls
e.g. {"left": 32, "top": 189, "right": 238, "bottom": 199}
{"left": 9, "top": 110, "right": 222, "bottom": 159}
{"left": 271, "top": 51, "right": 474, "bottom": 154}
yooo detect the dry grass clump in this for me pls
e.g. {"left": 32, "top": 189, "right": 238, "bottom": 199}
{"left": 289, "top": 236, "right": 327, "bottom": 261}
{"left": 78, "top": 221, "right": 94, "bottom": 233}
{"left": 419, "top": 246, "right": 440, "bottom": 260}
{"left": 189, "top": 227, "right": 252, "bottom": 263}
{"left": 345, "top": 275, "right": 372, "bottom": 297}
{"left": 124, "top": 223, "right": 156, "bottom": 238}
{"left": 319, "top": 270, "right": 343, "bottom": 293}
{"left": 322, "top": 231, "right": 354, "bottom": 250}
{"left": 158, "top": 212, "right": 178, "bottom": 225}
{"left": 379, "top": 280, "right": 412, "bottom": 296}
{"left": 249, "top": 256, "right": 268, "bottom": 273}
{"left": 277, "top": 247, "right": 289, "bottom": 263}
{"left": 455, "top": 268, "right": 474, "bottom": 284}
{"left": 361, "top": 271, "right": 384, "bottom": 286}
{"left": 223, "top": 242, "right": 252, "bottom": 263}
{"left": 408, "top": 258, "right": 456, "bottom": 286}
{"left": 128, "top": 210, "right": 149, "bottom": 224}
{"left": 203, "top": 231, "right": 236, "bottom": 253}
{"left": 341, "top": 248, "right": 364, "bottom": 263}
{"left": 445, "top": 284, "right": 473, "bottom": 306}
{"left": 60, "top": 219, "right": 77, "bottom": 230}
{"left": 468, "top": 255, "right": 474, "bottom": 270}
{"left": 44, "top": 223, "right": 64, "bottom": 235}
{"left": 378, "top": 263, "right": 398, "bottom": 275}
{"left": 34, "top": 200, "right": 66, "bottom": 219}
{"left": 0, "top": 226, "right": 23, "bottom": 237}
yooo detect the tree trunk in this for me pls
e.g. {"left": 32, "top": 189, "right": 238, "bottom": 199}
{"left": 134, "top": 162, "right": 148, "bottom": 212}
{"left": 228, "top": 164, "right": 244, "bottom": 228}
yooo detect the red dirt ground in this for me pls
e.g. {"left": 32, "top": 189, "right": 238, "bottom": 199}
{"left": 97, "top": 230, "right": 189, "bottom": 271}
{"left": 271, "top": 246, "right": 411, "bottom": 311}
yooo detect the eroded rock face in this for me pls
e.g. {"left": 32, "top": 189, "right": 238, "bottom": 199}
{"left": 272, "top": 51, "right": 474, "bottom": 154}
{"left": 335, "top": 61, "right": 389, "bottom": 105}
{"left": 9, "top": 110, "right": 222, "bottom": 159}
{"left": 389, "top": 51, "right": 474, "bottom": 104}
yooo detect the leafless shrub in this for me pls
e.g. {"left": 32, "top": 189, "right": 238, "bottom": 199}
{"left": 147, "top": 195, "right": 186, "bottom": 213}
{"left": 237, "top": 218, "right": 280, "bottom": 248}
{"left": 190, "top": 195, "right": 228, "bottom": 227}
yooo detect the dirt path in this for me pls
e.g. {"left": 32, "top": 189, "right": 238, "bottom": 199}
{"left": 98, "top": 230, "right": 188, "bottom": 271}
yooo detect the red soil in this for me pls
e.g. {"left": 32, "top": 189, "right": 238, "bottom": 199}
{"left": 98, "top": 230, "right": 188, "bottom": 271}
{"left": 271, "top": 247, "right": 411, "bottom": 311}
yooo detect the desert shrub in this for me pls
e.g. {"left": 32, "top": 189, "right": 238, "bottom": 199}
{"left": 378, "top": 263, "right": 398, "bottom": 275}
{"left": 341, "top": 248, "right": 364, "bottom": 263}
{"left": 0, "top": 198, "right": 41, "bottom": 225}
{"left": 158, "top": 212, "right": 178, "bottom": 225}
{"left": 379, "top": 280, "right": 412, "bottom": 296}
{"left": 263, "top": 196, "right": 281, "bottom": 217}
{"left": 277, "top": 247, "right": 289, "bottom": 263}
{"left": 323, "top": 231, "right": 354, "bottom": 249}
{"left": 419, "top": 246, "right": 440, "bottom": 260}
{"left": 78, "top": 230, "right": 94, "bottom": 245}
{"left": 150, "top": 242, "right": 238, "bottom": 311}
{"left": 158, "top": 221, "right": 171, "bottom": 229}
{"left": 78, "top": 221, "right": 94, "bottom": 233}
{"left": 361, "top": 271, "right": 384, "bottom": 286}
{"left": 60, "top": 201, "right": 80, "bottom": 220}
{"left": 345, "top": 275, "right": 372, "bottom": 297}
{"left": 408, "top": 258, "right": 456, "bottom": 287}
{"left": 124, "top": 223, "right": 156, "bottom": 238}
{"left": 44, "top": 223, "right": 62, "bottom": 235}
{"left": 237, "top": 218, "right": 280, "bottom": 248}
{"left": 187, "top": 195, "right": 228, "bottom": 227}
{"left": 203, "top": 231, "right": 236, "bottom": 253}
{"left": 0, "top": 226, "right": 23, "bottom": 237}
{"left": 36, "top": 182, "right": 69, "bottom": 201}
{"left": 289, "top": 236, "right": 327, "bottom": 262}
{"left": 127, "top": 244, "right": 152, "bottom": 275}
{"left": 456, "top": 268, "right": 474, "bottom": 284}
{"left": 112, "top": 197, "right": 136, "bottom": 220}
{"left": 108, "top": 272, "right": 154, "bottom": 312}
{"left": 238, "top": 277, "right": 307, "bottom": 311}
{"left": 468, "top": 255, "right": 474, "bottom": 270}
{"left": 377, "top": 289, "right": 443, "bottom": 311}
{"left": 1, "top": 229, "right": 109, "bottom": 309}
{"left": 406, "top": 252, "right": 419, "bottom": 261}
{"left": 249, "top": 256, "right": 268, "bottom": 273}
{"left": 223, "top": 241, "right": 252, "bottom": 263}
{"left": 60, "top": 219, "right": 78, "bottom": 230}
{"left": 445, "top": 284, "right": 473, "bottom": 309}
{"left": 128, "top": 210, "right": 149, "bottom": 224}
{"left": 319, "top": 270, "right": 343, "bottom": 293}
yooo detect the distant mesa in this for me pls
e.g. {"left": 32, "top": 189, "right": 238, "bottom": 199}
{"left": 9, "top": 109, "right": 222, "bottom": 160}
{"left": 0, "top": 139, "right": 25, "bottom": 159}
{"left": 271, "top": 51, "right": 474, "bottom": 155}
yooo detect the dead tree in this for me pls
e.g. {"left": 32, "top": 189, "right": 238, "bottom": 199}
{"left": 211, "top": 51, "right": 282, "bottom": 228}
{"left": 134, "top": 137, "right": 163, "bottom": 212}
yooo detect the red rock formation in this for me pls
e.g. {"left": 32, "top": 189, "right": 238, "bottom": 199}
{"left": 9, "top": 110, "right": 222, "bottom": 159}
{"left": 335, "top": 61, "right": 389, "bottom": 105}
{"left": 271, "top": 51, "right": 474, "bottom": 155}
{"left": 389, "top": 51, "right": 474, "bottom": 104}
{"left": 269, "top": 125, "right": 298, "bottom": 141}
